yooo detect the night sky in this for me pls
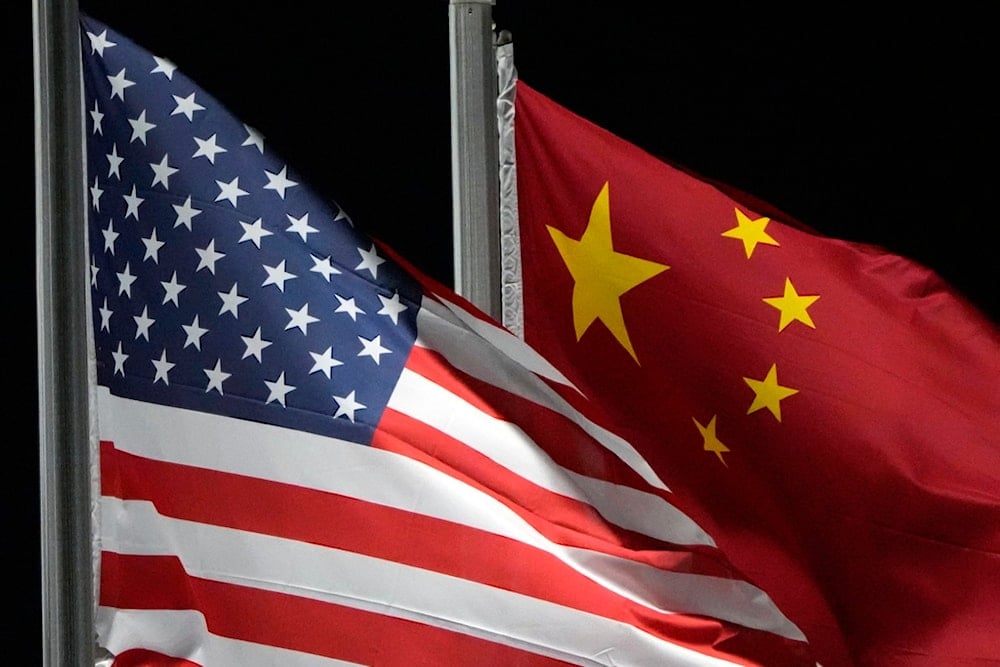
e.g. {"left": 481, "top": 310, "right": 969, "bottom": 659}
{"left": 23, "top": 2, "right": 996, "bottom": 660}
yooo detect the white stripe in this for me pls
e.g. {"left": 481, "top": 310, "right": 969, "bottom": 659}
{"left": 415, "top": 297, "right": 671, "bottom": 492}
{"left": 390, "top": 368, "right": 712, "bottom": 546}
{"left": 430, "top": 292, "right": 580, "bottom": 392}
{"left": 387, "top": 370, "right": 801, "bottom": 638}
{"left": 97, "top": 608, "right": 359, "bottom": 667}
{"left": 389, "top": 369, "right": 587, "bottom": 501}
{"left": 101, "top": 498, "right": 742, "bottom": 667}
{"left": 97, "top": 388, "right": 802, "bottom": 640}
{"left": 564, "top": 469, "right": 708, "bottom": 550}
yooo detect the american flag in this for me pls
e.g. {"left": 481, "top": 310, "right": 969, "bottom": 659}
{"left": 82, "top": 15, "right": 812, "bottom": 666}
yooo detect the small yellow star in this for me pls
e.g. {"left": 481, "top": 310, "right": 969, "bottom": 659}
{"left": 763, "top": 278, "right": 819, "bottom": 332}
{"left": 721, "top": 209, "right": 780, "bottom": 258}
{"left": 693, "top": 415, "right": 730, "bottom": 466}
{"left": 548, "top": 181, "right": 669, "bottom": 363}
{"left": 743, "top": 363, "right": 798, "bottom": 422}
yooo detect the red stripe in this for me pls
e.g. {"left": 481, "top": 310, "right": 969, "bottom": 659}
{"left": 101, "top": 552, "right": 576, "bottom": 667}
{"left": 373, "top": 409, "right": 735, "bottom": 577}
{"left": 371, "top": 411, "right": 810, "bottom": 661}
{"left": 399, "top": 349, "right": 766, "bottom": 589}
{"left": 112, "top": 648, "right": 201, "bottom": 667}
{"left": 100, "top": 440, "right": 789, "bottom": 661}
{"left": 405, "top": 345, "right": 671, "bottom": 495}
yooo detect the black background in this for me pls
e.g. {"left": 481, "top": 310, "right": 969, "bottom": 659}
{"left": 21, "top": 2, "right": 996, "bottom": 661}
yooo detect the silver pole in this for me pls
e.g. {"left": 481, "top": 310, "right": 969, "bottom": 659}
{"left": 33, "top": 0, "right": 94, "bottom": 664}
{"left": 449, "top": 0, "right": 501, "bottom": 318}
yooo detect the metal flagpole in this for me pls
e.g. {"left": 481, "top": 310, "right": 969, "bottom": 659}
{"left": 448, "top": 0, "right": 501, "bottom": 318}
{"left": 33, "top": 0, "right": 95, "bottom": 664}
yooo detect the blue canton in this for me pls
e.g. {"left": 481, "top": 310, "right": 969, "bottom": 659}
{"left": 83, "top": 17, "right": 421, "bottom": 444}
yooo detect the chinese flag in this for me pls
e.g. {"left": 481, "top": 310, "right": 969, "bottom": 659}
{"left": 511, "top": 81, "right": 1000, "bottom": 666}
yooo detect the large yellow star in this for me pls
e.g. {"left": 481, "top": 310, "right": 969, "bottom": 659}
{"left": 693, "top": 415, "right": 729, "bottom": 466}
{"left": 762, "top": 277, "right": 819, "bottom": 332}
{"left": 548, "top": 181, "right": 669, "bottom": 363}
{"left": 721, "top": 209, "right": 780, "bottom": 258}
{"left": 743, "top": 363, "right": 798, "bottom": 422}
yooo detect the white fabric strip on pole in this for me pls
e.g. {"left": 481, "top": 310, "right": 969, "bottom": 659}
{"left": 496, "top": 37, "right": 522, "bottom": 338}
{"left": 448, "top": 0, "right": 502, "bottom": 319}
{"left": 33, "top": 0, "right": 95, "bottom": 664}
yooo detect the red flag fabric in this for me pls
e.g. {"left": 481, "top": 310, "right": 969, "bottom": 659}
{"left": 510, "top": 80, "right": 1000, "bottom": 666}
{"left": 84, "top": 16, "right": 819, "bottom": 666}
